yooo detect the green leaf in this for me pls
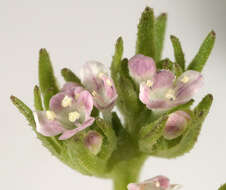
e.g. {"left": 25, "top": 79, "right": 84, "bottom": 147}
{"left": 112, "top": 112, "right": 123, "bottom": 136}
{"left": 61, "top": 68, "right": 82, "bottom": 85}
{"left": 111, "top": 37, "right": 123, "bottom": 77}
{"left": 11, "top": 95, "right": 36, "bottom": 128}
{"left": 187, "top": 31, "right": 216, "bottom": 72}
{"left": 157, "top": 58, "right": 173, "bottom": 70}
{"left": 91, "top": 107, "right": 99, "bottom": 117}
{"left": 39, "top": 49, "right": 59, "bottom": 109}
{"left": 115, "top": 59, "right": 141, "bottom": 117}
{"left": 10, "top": 95, "right": 62, "bottom": 156}
{"left": 219, "top": 183, "right": 226, "bottom": 190}
{"left": 170, "top": 35, "right": 185, "bottom": 71}
{"left": 152, "top": 94, "right": 213, "bottom": 158}
{"left": 95, "top": 118, "right": 117, "bottom": 161}
{"left": 138, "top": 115, "right": 168, "bottom": 153}
{"left": 34, "top": 85, "right": 43, "bottom": 111}
{"left": 65, "top": 137, "right": 107, "bottom": 177}
{"left": 136, "top": 7, "right": 155, "bottom": 59}
{"left": 154, "top": 13, "right": 167, "bottom": 62}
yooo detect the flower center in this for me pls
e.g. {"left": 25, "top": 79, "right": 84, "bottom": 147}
{"left": 92, "top": 90, "right": 97, "bottom": 97}
{"left": 165, "top": 89, "right": 175, "bottom": 101}
{"left": 68, "top": 111, "right": 80, "bottom": 122}
{"left": 106, "top": 79, "right": 112, "bottom": 86}
{"left": 146, "top": 80, "right": 153, "bottom": 88}
{"left": 154, "top": 181, "right": 160, "bottom": 188}
{"left": 74, "top": 93, "right": 80, "bottom": 100}
{"left": 181, "top": 76, "right": 189, "bottom": 83}
{"left": 61, "top": 96, "right": 73, "bottom": 107}
{"left": 46, "top": 110, "right": 56, "bottom": 120}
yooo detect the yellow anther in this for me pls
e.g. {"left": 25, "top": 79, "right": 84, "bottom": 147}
{"left": 181, "top": 76, "right": 189, "bottom": 83}
{"left": 106, "top": 79, "right": 112, "bottom": 86}
{"left": 98, "top": 72, "right": 104, "bottom": 79}
{"left": 46, "top": 111, "right": 56, "bottom": 121}
{"left": 92, "top": 91, "right": 97, "bottom": 97}
{"left": 74, "top": 93, "right": 80, "bottom": 100}
{"left": 165, "top": 89, "right": 175, "bottom": 101}
{"left": 155, "top": 181, "right": 160, "bottom": 188}
{"left": 146, "top": 80, "right": 153, "bottom": 88}
{"left": 61, "top": 96, "right": 72, "bottom": 107}
{"left": 68, "top": 111, "right": 80, "bottom": 122}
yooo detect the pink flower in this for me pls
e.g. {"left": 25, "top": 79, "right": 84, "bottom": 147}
{"left": 128, "top": 54, "right": 203, "bottom": 110}
{"left": 127, "top": 176, "right": 181, "bottom": 190}
{"left": 80, "top": 61, "right": 118, "bottom": 111}
{"left": 164, "top": 111, "right": 191, "bottom": 140}
{"left": 84, "top": 130, "right": 103, "bottom": 155}
{"left": 128, "top": 54, "right": 156, "bottom": 84}
{"left": 35, "top": 82, "right": 95, "bottom": 140}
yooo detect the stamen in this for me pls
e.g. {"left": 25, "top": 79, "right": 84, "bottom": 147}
{"left": 106, "top": 79, "right": 112, "bottom": 86}
{"left": 74, "top": 93, "right": 80, "bottom": 100}
{"left": 146, "top": 80, "right": 153, "bottom": 88}
{"left": 92, "top": 90, "right": 97, "bottom": 97}
{"left": 98, "top": 72, "right": 104, "bottom": 79}
{"left": 165, "top": 89, "right": 175, "bottom": 101}
{"left": 68, "top": 111, "right": 80, "bottom": 122}
{"left": 46, "top": 111, "right": 56, "bottom": 121}
{"left": 155, "top": 181, "right": 160, "bottom": 188}
{"left": 61, "top": 96, "right": 72, "bottom": 107}
{"left": 181, "top": 76, "right": 189, "bottom": 83}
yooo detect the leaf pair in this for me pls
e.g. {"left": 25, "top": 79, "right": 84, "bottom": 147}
{"left": 170, "top": 31, "right": 215, "bottom": 72}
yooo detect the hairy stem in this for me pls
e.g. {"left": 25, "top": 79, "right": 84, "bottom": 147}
{"left": 112, "top": 154, "right": 147, "bottom": 190}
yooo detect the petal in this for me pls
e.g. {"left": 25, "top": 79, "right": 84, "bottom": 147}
{"left": 139, "top": 82, "right": 171, "bottom": 110}
{"left": 164, "top": 111, "right": 190, "bottom": 140}
{"left": 128, "top": 54, "right": 156, "bottom": 83}
{"left": 76, "top": 90, "right": 94, "bottom": 117}
{"left": 49, "top": 92, "right": 70, "bottom": 113}
{"left": 144, "top": 176, "right": 170, "bottom": 189}
{"left": 127, "top": 184, "right": 140, "bottom": 190}
{"left": 34, "top": 111, "right": 64, "bottom": 137}
{"left": 175, "top": 70, "right": 204, "bottom": 103}
{"left": 62, "top": 82, "right": 79, "bottom": 96}
{"left": 58, "top": 117, "right": 95, "bottom": 140}
{"left": 153, "top": 70, "right": 175, "bottom": 89}
{"left": 80, "top": 61, "right": 108, "bottom": 91}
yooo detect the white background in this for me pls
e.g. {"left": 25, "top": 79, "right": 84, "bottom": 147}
{"left": 1, "top": 0, "right": 226, "bottom": 189}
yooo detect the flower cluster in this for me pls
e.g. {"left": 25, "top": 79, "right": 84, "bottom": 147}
{"left": 128, "top": 176, "right": 181, "bottom": 190}
{"left": 35, "top": 54, "right": 203, "bottom": 141}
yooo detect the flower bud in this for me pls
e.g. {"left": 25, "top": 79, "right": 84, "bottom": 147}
{"left": 84, "top": 130, "right": 103, "bottom": 155}
{"left": 164, "top": 111, "right": 191, "bottom": 140}
{"left": 127, "top": 175, "right": 181, "bottom": 190}
{"left": 128, "top": 54, "right": 156, "bottom": 84}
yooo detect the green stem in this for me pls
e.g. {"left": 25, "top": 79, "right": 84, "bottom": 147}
{"left": 112, "top": 154, "right": 147, "bottom": 190}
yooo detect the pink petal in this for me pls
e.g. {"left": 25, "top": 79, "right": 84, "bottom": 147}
{"left": 139, "top": 82, "right": 171, "bottom": 110}
{"left": 153, "top": 70, "right": 175, "bottom": 89}
{"left": 127, "top": 184, "right": 140, "bottom": 190}
{"left": 164, "top": 111, "right": 190, "bottom": 140}
{"left": 175, "top": 70, "right": 204, "bottom": 103}
{"left": 76, "top": 90, "right": 93, "bottom": 117}
{"left": 128, "top": 54, "right": 156, "bottom": 83}
{"left": 35, "top": 111, "right": 65, "bottom": 137}
{"left": 58, "top": 117, "right": 95, "bottom": 140}
{"left": 62, "top": 82, "right": 80, "bottom": 96}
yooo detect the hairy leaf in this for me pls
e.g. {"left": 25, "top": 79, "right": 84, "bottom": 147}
{"left": 39, "top": 49, "right": 59, "bottom": 109}
{"left": 187, "top": 31, "right": 216, "bottom": 72}
{"left": 34, "top": 85, "right": 43, "bottom": 111}
{"left": 136, "top": 7, "right": 155, "bottom": 59}
{"left": 61, "top": 68, "right": 82, "bottom": 85}
{"left": 155, "top": 13, "right": 167, "bottom": 62}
